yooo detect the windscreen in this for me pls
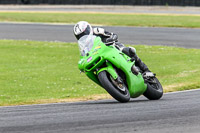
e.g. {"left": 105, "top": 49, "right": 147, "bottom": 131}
{"left": 78, "top": 35, "right": 96, "bottom": 56}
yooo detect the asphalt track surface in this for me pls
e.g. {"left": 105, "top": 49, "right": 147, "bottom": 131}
{"left": 1, "top": 22, "right": 200, "bottom": 48}
{"left": 0, "top": 89, "right": 200, "bottom": 133}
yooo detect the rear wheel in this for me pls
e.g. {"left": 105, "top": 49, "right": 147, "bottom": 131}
{"left": 143, "top": 77, "right": 163, "bottom": 100}
{"left": 98, "top": 71, "right": 130, "bottom": 103}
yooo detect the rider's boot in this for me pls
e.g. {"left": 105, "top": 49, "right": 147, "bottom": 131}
{"left": 122, "top": 47, "right": 154, "bottom": 77}
{"left": 134, "top": 55, "right": 155, "bottom": 78}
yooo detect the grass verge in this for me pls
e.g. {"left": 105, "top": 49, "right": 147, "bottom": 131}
{"left": 0, "top": 12, "right": 200, "bottom": 28}
{"left": 0, "top": 40, "right": 200, "bottom": 106}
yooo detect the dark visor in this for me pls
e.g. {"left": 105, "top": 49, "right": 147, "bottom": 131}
{"left": 75, "top": 25, "right": 91, "bottom": 40}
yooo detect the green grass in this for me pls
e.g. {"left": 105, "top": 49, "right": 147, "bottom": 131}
{"left": 0, "top": 12, "right": 200, "bottom": 28}
{"left": 1, "top": 40, "right": 200, "bottom": 106}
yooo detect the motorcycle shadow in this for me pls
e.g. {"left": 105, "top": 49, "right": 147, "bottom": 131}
{"left": 81, "top": 98, "right": 155, "bottom": 105}
{"left": 72, "top": 96, "right": 165, "bottom": 105}
{"left": 92, "top": 99, "right": 150, "bottom": 104}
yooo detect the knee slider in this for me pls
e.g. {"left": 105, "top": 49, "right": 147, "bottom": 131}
{"left": 129, "top": 47, "right": 136, "bottom": 56}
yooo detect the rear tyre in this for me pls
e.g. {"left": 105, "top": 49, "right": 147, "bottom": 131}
{"left": 98, "top": 71, "right": 130, "bottom": 103}
{"left": 143, "top": 77, "right": 163, "bottom": 100}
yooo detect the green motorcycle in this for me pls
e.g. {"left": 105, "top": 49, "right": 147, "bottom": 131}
{"left": 78, "top": 35, "right": 163, "bottom": 103}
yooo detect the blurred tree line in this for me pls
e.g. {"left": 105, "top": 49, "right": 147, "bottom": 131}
{"left": 0, "top": 0, "right": 200, "bottom": 6}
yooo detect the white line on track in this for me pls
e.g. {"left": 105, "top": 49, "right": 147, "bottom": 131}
{"left": 165, "top": 88, "right": 200, "bottom": 95}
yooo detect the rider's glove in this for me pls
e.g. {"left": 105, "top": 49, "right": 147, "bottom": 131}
{"left": 105, "top": 33, "right": 118, "bottom": 45}
{"left": 110, "top": 33, "right": 118, "bottom": 41}
{"left": 94, "top": 27, "right": 118, "bottom": 44}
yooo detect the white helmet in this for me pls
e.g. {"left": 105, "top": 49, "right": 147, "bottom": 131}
{"left": 73, "top": 21, "right": 93, "bottom": 40}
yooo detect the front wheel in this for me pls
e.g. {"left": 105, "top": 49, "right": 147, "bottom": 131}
{"left": 98, "top": 71, "right": 130, "bottom": 103}
{"left": 143, "top": 77, "right": 163, "bottom": 100}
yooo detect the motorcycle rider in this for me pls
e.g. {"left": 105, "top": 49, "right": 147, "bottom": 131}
{"left": 73, "top": 21, "right": 153, "bottom": 75}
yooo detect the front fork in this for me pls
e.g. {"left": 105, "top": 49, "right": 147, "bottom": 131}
{"left": 97, "top": 61, "right": 126, "bottom": 89}
{"left": 97, "top": 61, "right": 118, "bottom": 80}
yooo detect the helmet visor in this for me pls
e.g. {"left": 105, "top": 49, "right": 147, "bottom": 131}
{"left": 76, "top": 25, "right": 92, "bottom": 40}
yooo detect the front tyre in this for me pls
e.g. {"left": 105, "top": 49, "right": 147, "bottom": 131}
{"left": 143, "top": 77, "right": 163, "bottom": 100}
{"left": 98, "top": 71, "right": 130, "bottom": 103}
